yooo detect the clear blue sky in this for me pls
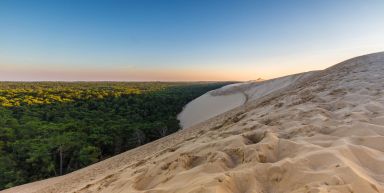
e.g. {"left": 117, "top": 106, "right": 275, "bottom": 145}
{"left": 1, "top": 0, "right": 384, "bottom": 81}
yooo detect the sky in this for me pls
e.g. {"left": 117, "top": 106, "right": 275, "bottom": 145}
{"left": 1, "top": 0, "right": 384, "bottom": 81}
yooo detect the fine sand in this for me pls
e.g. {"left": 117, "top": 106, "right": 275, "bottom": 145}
{"left": 3, "top": 52, "right": 384, "bottom": 193}
{"left": 178, "top": 72, "right": 316, "bottom": 129}
{"left": 177, "top": 91, "right": 246, "bottom": 128}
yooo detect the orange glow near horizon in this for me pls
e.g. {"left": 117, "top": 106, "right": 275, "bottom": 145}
{"left": 2, "top": 0, "right": 384, "bottom": 82}
{"left": 1, "top": 49, "right": 382, "bottom": 82}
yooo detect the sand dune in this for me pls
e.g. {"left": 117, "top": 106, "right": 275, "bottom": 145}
{"left": 177, "top": 87, "right": 247, "bottom": 129}
{"left": 178, "top": 72, "right": 316, "bottom": 128}
{"left": 3, "top": 52, "right": 384, "bottom": 193}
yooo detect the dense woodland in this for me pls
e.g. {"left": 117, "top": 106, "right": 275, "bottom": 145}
{"left": 0, "top": 81, "right": 233, "bottom": 189}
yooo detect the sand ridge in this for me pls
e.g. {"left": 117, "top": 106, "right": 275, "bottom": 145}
{"left": 178, "top": 72, "right": 316, "bottom": 129}
{"left": 3, "top": 52, "right": 384, "bottom": 193}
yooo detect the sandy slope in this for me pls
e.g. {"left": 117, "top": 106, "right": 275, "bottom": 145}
{"left": 178, "top": 72, "right": 316, "bottom": 128}
{"left": 3, "top": 52, "right": 384, "bottom": 193}
{"left": 177, "top": 89, "right": 246, "bottom": 129}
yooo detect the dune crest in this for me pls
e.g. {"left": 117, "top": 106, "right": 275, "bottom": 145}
{"left": 3, "top": 52, "right": 384, "bottom": 193}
